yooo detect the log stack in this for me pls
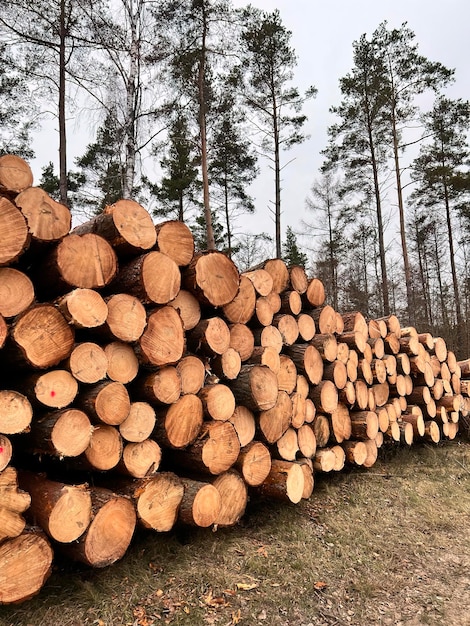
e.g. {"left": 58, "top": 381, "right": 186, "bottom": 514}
{"left": 0, "top": 154, "right": 467, "bottom": 603}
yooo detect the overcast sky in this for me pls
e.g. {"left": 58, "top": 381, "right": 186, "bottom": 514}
{"left": 230, "top": 0, "right": 470, "bottom": 241}
{"left": 30, "top": 0, "right": 470, "bottom": 241}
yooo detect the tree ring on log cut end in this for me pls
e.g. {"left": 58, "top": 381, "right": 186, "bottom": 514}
{"left": 0, "top": 154, "right": 33, "bottom": 194}
{"left": 193, "top": 252, "right": 240, "bottom": 306}
{"left": 108, "top": 199, "right": 157, "bottom": 250}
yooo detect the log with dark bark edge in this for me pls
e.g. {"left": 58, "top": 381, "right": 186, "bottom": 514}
{"left": 242, "top": 268, "right": 273, "bottom": 296}
{"left": 31, "top": 233, "right": 118, "bottom": 298}
{"left": 0, "top": 154, "right": 33, "bottom": 195}
{"left": 250, "top": 258, "right": 289, "bottom": 294}
{"left": 290, "top": 391, "right": 306, "bottom": 429}
{"left": 297, "top": 423, "right": 317, "bottom": 458}
{"left": 0, "top": 390, "right": 33, "bottom": 435}
{"left": 5, "top": 304, "right": 75, "bottom": 370}
{"left": 275, "top": 427, "right": 299, "bottom": 461}
{"left": 272, "top": 313, "right": 299, "bottom": 345}
{"left": 0, "top": 267, "right": 35, "bottom": 318}
{"left": 252, "top": 324, "right": 283, "bottom": 353}
{"left": 309, "top": 333, "right": 338, "bottom": 363}
{"left": 0, "top": 197, "right": 30, "bottom": 266}
{"left": 198, "top": 383, "right": 236, "bottom": 421}
{"left": 108, "top": 250, "right": 180, "bottom": 305}
{"left": 0, "top": 314, "right": 7, "bottom": 349}
{"left": 76, "top": 380, "right": 130, "bottom": 426}
{"left": 168, "top": 420, "right": 240, "bottom": 476}
{"left": 322, "top": 360, "right": 347, "bottom": 389}
{"left": 28, "top": 408, "right": 93, "bottom": 458}
{"left": 284, "top": 343, "right": 324, "bottom": 385}
{"left": 168, "top": 289, "right": 201, "bottom": 330}
{"left": 15, "top": 186, "right": 71, "bottom": 242}
{"left": 17, "top": 470, "right": 92, "bottom": 543}
{"left": 154, "top": 219, "right": 195, "bottom": 266}
{"left": 0, "top": 527, "right": 53, "bottom": 605}
{"left": 138, "top": 306, "right": 185, "bottom": 367}
{"left": 116, "top": 439, "right": 162, "bottom": 478}
{"left": 247, "top": 345, "right": 281, "bottom": 374}
{"left": 234, "top": 441, "right": 271, "bottom": 486}
{"left": 222, "top": 275, "right": 256, "bottom": 324}
{"left": 58, "top": 487, "right": 136, "bottom": 568}
{"left": 153, "top": 393, "right": 203, "bottom": 449}
{"left": 253, "top": 459, "right": 305, "bottom": 504}
{"left": 104, "top": 341, "right": 139, "bottom": 383}
{"left": 73, "top": 199, "right": 156, "bottom": 256}
{"left": 298, "top": 458, "right": 315, "bottom": 499}
{"left": 176, "top": 355, "right": 206, "bottom": 395}
{"left": 178, "top": 478, "right": 221, "bottom": 528}
{"left": 182, "top": 251, "right": 240, "bottom": 307}
{"left": 258, "top": 390, "right": 292, "bottom": 444}
{"left": 55, "top": 287, "right": 108, "bottom": 329}
{"left": 0, "top": 466, "right": 31, "bottom": 542}
{"left": 309, "top": 380, "right": 339, "bottom": 414}
{"left": 228, "top": 364, "right": 279, "bottom": 412}
{"left": 296, "top": 312, "right": 316, "bottom": 341}
{"left": 132, "top": 366, "right": 182, "bottom": 406}
{"left": 211, "top": 347, "right": 242, "bottom": 380}
{"left": 302, "top": 277, "right": 326, "bottom": 308}
{"left": 350, "top": 410, "right": 379, "bottom": 440}
{"left": 82, "top": 424, "right": 123, "bottom": 472}
{"left": 187, "top": 316, "right": 231, "bottom": 357}
{"left": 212, "top": 470, "right": 248, "bottom": 527}
{"left": 251, "top": 295, "right": 274, "bottom": 327}
{"left": 279, "top": 290, "right": 302, "bottom": 315}
{"left": 15, "top": 369, "right": 78, "bottom": 409}
{"left": 118, "top": 402, "right": 156, "bottom": 443}
{"left": 93, "top": 292, "right": 147, "bottom": 343}
{"left": 342, "top": 440, "right": 368, "bottom": 466}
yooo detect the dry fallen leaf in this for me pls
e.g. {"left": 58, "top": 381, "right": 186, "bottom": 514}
{"left": 313, "top": 581, "right": 328, "bottom": 590}
{"left": 236, "top": 582, "right": 258, "bottom": 591}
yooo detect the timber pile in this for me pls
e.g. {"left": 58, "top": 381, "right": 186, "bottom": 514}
{"left": 0, "top": 153, "right": 468, "bottom": 604}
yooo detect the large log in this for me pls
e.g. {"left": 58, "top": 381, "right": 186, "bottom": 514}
{"left": 234, "top": 441, "right": 271, "bottom": 486}
{"left": 253, "top": 459, "right": 305, "bottom": 504}
{"left": 0, "top": 268, "right": 35, "bottom": 318}
{"left": 76, "top": 380, "right": 130, "bottom": 426}
{"left": 153, "top": 394, "right": 203, "bottom": 449}
{"left": 124, "top": 473, "right": 184, "bottom": 532}
{"left": 0, "top": 467, "right": 31, "bottom": 543}
{"left": 182, "top": 251, "right": 240, "bottom": 307}
{"left": 138, "top": 306, "right": 185, "bottom": 367}
{"left": 0, "top": 154, "right": 33, "bottom": 195}
{"left": 119, "top": 402, "right": 156, "bottom": 443}
{"left": 55, "top": 288, "right": 108, "bottom": 329}
{"left": 154, "top": 219, "right": 194, "bottom": 266}
{"left": 15, "top": 186, "right": 71, "bottom": 242}
{"left": 222, "top": 275, "right": 256, "bottom": 324}
{"left": 229, "top": 364, "right": 279, "bottom": 412}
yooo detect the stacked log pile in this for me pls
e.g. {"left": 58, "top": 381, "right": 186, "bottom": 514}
{"left": 0, "top": 154, "right": 468, "bottom": 604}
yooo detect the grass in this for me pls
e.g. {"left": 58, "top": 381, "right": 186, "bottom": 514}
{"left": 1, "top": 441, "right": 469, "bottom": 626}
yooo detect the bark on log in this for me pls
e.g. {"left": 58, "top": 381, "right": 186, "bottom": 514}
{"left": 0, "top": 434, "right": 12, "bottom": 471}
{"left": 211, "top": 347, "right": 242, "bottom": 380}
{"left": 76, "top": 380, "right": 130, "bottom": 426}
{"left": 253, "top": 459, "right": 304, "bottom": 504}
{"left": 229, "top": 364, "right": 279, "bottom": 412}
{"left": 284, "top": 343, "right": 324, "bottom": 385}
{"left": 342, "top": 440, "right": 367, "bottom": 465}
{"left": 28, "top": 408, "right": 93, "bottom": 457}
{"left": 132, "top": 367, "right": 182, "bottom": 406}
{"left": 153, "top": 394, "right": 203, "bottom": 449}
{"left": 309, "top": 380, "right": 338, "bottom": 414}
{"left": 242, "top": 269, "right": 273, "bottom": 296}
{"left": 312, "top": 413, "right": 330, "bottom": 448}
{"left": 178, "top": 478, "right": 221, "bottom": 528}
{"left": 198, "top": 383, "right": 236, "bottom": 421}
{"left": 117, "top": 439, "right": 162, "bottom": 478}
{"left": 330, "top": 403, "right": 352, "bottom": 443}
{"left": 17, "top": 369, "right": 78, "bottom": 409}
{"left": 126, "top": 473, "right": 184, "bottom": 532}
{"left": 187, "top": 317, "right": 230, "bottom": 357}
{"left": 275, "top": 427, "right": 299, "bottom": 461}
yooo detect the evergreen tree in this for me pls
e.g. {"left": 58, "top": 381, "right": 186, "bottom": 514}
{"left": 282, "top": 225, "right": 308, "bottom": 268}
{"left": 240, "top": 7, "right": 316, "bottom": 258}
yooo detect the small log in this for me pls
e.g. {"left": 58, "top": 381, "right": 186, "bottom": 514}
{"left": 211, "top": 347, "right": 242, "bottom": 380}
{"left": 277, "top": 354, "right": 297, "bottom": 394}
{"left": 0, "top": 467, "right": 31, "bottom": 543}
{"left": 76, "top": 380, "right": 130, "bottom": 426}
{"left": 176, "top": 355, "right": 206, "bottom": 395}
{"left": 312, "top": 413, "right": 330, "bottom": 448}
{"left": 198, "top": 383, "right": 236, "bottom": 421}
{"left": 423, "top": 420, "right": 440, "bottom": 443}
{"left": 228, "top": 405, "right": 256, "bottom": 447}
{"left": 297, "top": 423, "right": 317, "bottom": 458}
{"left": 313, "top": 448, "right": 336, "bottom": 472}
{"left": 0, "top": 268, "right": 35, "bottom": 318}
{"left": 242, "top": 268, "right": 273, "bottom": 296}
{"left": 29, "top": 408, "right": 93, "bottom": 458}
{"left": 306, "top": 305, "right": 337, "bottom": 335}
{"left": 82, "top": 425, "right": 123, "bottom": 472}
{"left": 17, "top": 369, "right": 78, "bottom": 409}
{"left": 178, "top": 479, "right": 221, "bottom": 528}
{"left": 117, "top": 439, "right": 162, "bottom": 478}
{"left": 138, "top": 306, "right": 185, "bottom": 367}
{"left": 322, "top": 360, "right": 347, "bottom": 389}
{"left": 100, "top": 293, "right": 147, "bottom": 342}
{"left": 258, "top": 391, "right": 292, "bottom": 444}
{"left": 109, "top": 251, "right": 180, "bottom": 305}
{"left": 0, "top": 390, "right": 32, "bottom": 435}
{"left": 104, "top": 341, "right": 139, "bottom": 383}
{"left": 73, "top": 199, "right": 156, "bottom": 256}
{"left": 309, "top": 380, "right": 338, "bottom": 414}
{"left": 350, "top": 411, "right": 379, "bottom": 440}
{"left": 187, "top": 316, "right": 231, "bottom": 357}
{"left": 362, "top": 439, "right": 378, "bottom": 468}
{"left": 276, "top": 427, "right": 299, "bottom": 461}
{"left": 246, "top": 345, "right": 280, "bottom": 374}
{"left": 399, "top": 421, "right": 414, "bottom": 445}
{"left": 59, "top": 487, "right": 136, "bottom": 568}
{"left": 368, "top": 318, "right": 388, "bottom": 339}
{"left": 168, "top": 289, "right": 201, "bottom": 330}
{"left": 182, "top": 251, "right": 240, "bottom": 307}
{"left": 0, "top": 154, "right": 33, "bottom": 194}
{"left": 55, "top": 288, "right": 108, "bottom": 329}
{"left": 330, "top": 403, "right": 352, "bottom": 443}
{"left": 0, "top": 197, "right": 30, "bottom": 265}
{"left": 272, "top": 313, "right": 299, "bottom": 345}
{"left": 341, "top": 311, "right": 369, "bottom": 340}
{"left": 279, "top": 290, "right": 302, "bottom": 315}
{"left": 222, "top": 275, "right": 256, "bottom": 324}
{"left": 125, "top": 473, "right": 184, "bottom": 532}
{"left": 18, "top": 471, "right": 91, "bottom": 543}
{"left": 66, "top": 342, "right": 108, "bottom": 384}
{"left": 254, "top": 459, "right": 305, "bottom": 504}
{"left": 0, "top": 527, "right": 53, "bottom": 605}
{"left": 229, "top": 323, "right": 255, "bottom": 361}
{"left": 401, "top": 411, "right": 425, "bottom": 437}
{"left": 290, "top": 391, "right": 306, "bottom": 428}
{"left": 342, "top": 440, "right": 367, "bottom": 465}
{"left": 15, "top": 186, "right": 71, "bottom": 242}
{"left": 284, "top": 343, "right": 324, "bottom": 385}
{"left": 154, "top": 219, "right": 195, "bottom": 266}
{"left": 212, "top": 470, "right": 248, "bottom": 527}
{"left": 339, "top": 381, "right": 356, "bottom": 407}
{"left": 432, "top": 337, "right": 448, "bottom": 363}
{"left": 235, "top": 441, "right": 271, "bottom": 486}
{"left": 299, "top": 459, "right": 315, "bottom": 499}
{"left": 251, "top": 295, "right": 274, "bottom": 327}
{"left": 252, "top": 325, "right": 283, "bottom": 353}
{"left": 303, "top": 277, "right": 326, "bottom": 308}
{"left": 119, "top": 402, "right": 156, "bottom": 443}
{"left": 229, "top": 364, "right": 278, "bottom": 412}
{"left": 132, "top": 367, "right": 182, "bottom": 406}
{"left": 309, "top": 333, "right": 338, "bottom": 362}
{"left": 296, "top": 312, "right": 316, "bottom": 341}
{"left": 154, "top": 394, "right": 203, "bottom": 449}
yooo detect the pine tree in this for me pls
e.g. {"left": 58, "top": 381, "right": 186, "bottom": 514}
{"left": 282, "top": 226, "right": 308, "bottom": 268}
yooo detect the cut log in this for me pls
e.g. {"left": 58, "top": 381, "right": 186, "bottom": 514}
{"left": 322, "top": 360, "right": 347, "bottom": 389}
{"left": 228, "top": 405, "right": 256, "bottom": 447}
{"left": 32, "top": 233, "right": 117, "bottom": 297}
{"left": 296, "top": 312, "right": 316, "bottom": 341}
{"left": 0, "top": 434, "right": 12, "bottom": 471}
{"left": 99, "top": 293, "right": 147, "bottom": 342}
{"left": 341, "top": 311, "right": 369, "bottom": 340}
{"left": 138, "top": 306, "right": 185, "bottom": 367}
{"left": 0, "top": 528, "right": 53, "bottom": 605}
{"left": 104, "top": 341, "right": 139, "bottom": 383}
{"left": 168, "top": 289, "right": 201, "bottom": 330}
{"left": 255, "top": 258, "right": 289, "bottom": 294}
{"left": 350, "top": 411, "right": 379, "bottom": 440}
{"left": 17, "top": 369, "right": 78, "bottom": 409}
{"left": 182, "top": 251, "right": 240, "bottom": 307}
{"left": 66, "top": 343, "right": 108, "bottom": 384}
{"left": 198, "top": 383, "right": 236, "bottom": 421}
{"left": 0, "top": 154, "right": 33, "bottom": 195}
{"left": 289, "top": 265, "right": 309, "bottom": 294}
{"left": 154, "top": 394, "right": 203, "bottom": 449}
{"left": 55, "top": 288, "right": 108, "bottom": 329}
{"left": 229, "top": 323, "right": 255, "bottom": 361}
{"left": 109, "top": 251, "right": 180, "bottom": 305}
{"left": 169, "top": 421, "right": 240, "bottom": 476}
{"left": 284, "top": 343, "right": 324, "bottom": 385}
{"left": 132, "top": 367, "right": 182, "bottom": 406}
{"left": 252, "top": 325, "right": 283, "bottom": 353}
{"left": 299, "top": 459, "right": 315, "bottom": 499}
{"left": 229, "top": 364, "right": 279, "bottom": 412}
{"left": 342, "top": 440, "right": 367, "bottom": 465}
{"left": 258, "top": 391, "right": 292, "bottom": 443}
{"left": 235, "top": 441, "right": 271, "bottom": 486}
{"left": 59, "top": 487, "right": 136, "bottom": 568}
{"left": 187, "top": 316, "right": 231, "bottom": 357}
{"left": 290, "top": 391, "right": 306, "bottom": 428}
{"left": 0, "top": 268, "right": 35, "bottom": 318}
{"left": 338, "top": 331, "right": 366, "bottom": 354}
{"left": 7, "top": 304, "right": 74, "bottom": 369}
{"left": 18, "top": 471, "right": 91, "bottom": 543}
{"left": 272, "top": 313, "right": 299, "bottom": 345}
{"left": 176, "top": 355, "right": 206, "bottom": 395}
{"left": 126, "top": 473, "right": 184, "bottom": 532}
{"left": 76, "top": 380, "right": 130, "bottom": 426}
{"left": 307, "top": 305, "right": 337, "bottom": 335}
{"left": 312, "top": 413, "right": 330, "bottom": 448}
{"left": 0, "top": 390, "right": 33, "bottom": 434}
{"left": 222, "top": 275, "right": 256, "bottom": 324}
{"left": 242, "top": 268, "right": 273, "bottom": 296}
{"left": 423, "top": 420, "right": 440, "bottom": 443}
{"left": 0, "top": 313, "right": 7, "bottom": 349}
{"left": 303, "top": 278, "right": 326, "bottom": 308}
{"left": 276, "top": 427, "right": 299, "bottom": 461}
{"left": 277, "top": 354, "right": 298, "bottom": 394}
{"left": 309, "top": 380, "right": 338, "bottom": 414}
{"left": 297, "top": 423, "right": 317, "bottom": 458}
{"left": 279, "top": 290, "right": 302, "bottom": 315}
{"left": 310, "top": 333, "right": 338, "bottom": 362}
{"left": 362, "top": 439, "right": 378, "bottom": 468}
{"left": 73, "top": 199, "right": 156, "bottom": 256}
{"left": 212, "top": 470, "right": 248, "bottom": 527}
{"left": 251, "top": 295, "right": 274, "bottom": 326}
{"left": 330, "top": 403, "right": 352, "bottom": 443}
{"left": 313, "top": 448, "right": 336, "bottom": 472}
{"left": 119, "top": 402, "right": 156, "bottom": 443}
{"left": 154, "top": 219, "right": 194, "bottom": 266}
{"left": 117, "top": 439, "right": 162, "bottom": 478}
{"left": 82, "top": 425, "right": 123, "bottom": 471}
{"left": 247, "top": 345, "right": 280, "bottom": 374}
{"left": 0, "top": 467, "right": 31, "bottom": 543}
{"left": 178, "top": 479, "right": 221, "bottom": 528}
{"left": 28, "top": 408, "right": 93, "bottom": 457}
{"left": 0, "top": 197, "right": 30, "bottom": 266}
{"left": 339, "top": 381, "right": 356, "bottom": 407}
{"left": 254, "top": 459, "right": 304, "bottom": 504}
{"left": 211, "top": 347, "right": 242, "bottom": 380}
{"left": 15, "top": 186, "right": 71, "bottom": 242}
{"left": 401, "top": 411, "right": 425, "bottom": 437}
{"left": 368, "top": 318, "right": 388, "bottom": 339}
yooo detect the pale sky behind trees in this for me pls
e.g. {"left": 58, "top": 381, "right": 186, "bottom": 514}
{"left": 30, "top": 0, "right": 470, "bottom": 241}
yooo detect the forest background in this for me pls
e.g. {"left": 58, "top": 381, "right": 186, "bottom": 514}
{"left": 1, "top": 0, "right": 470, "bottom": 356}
